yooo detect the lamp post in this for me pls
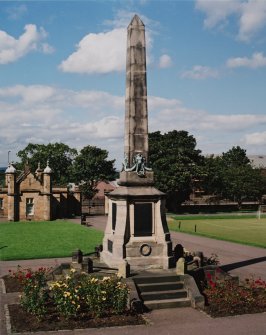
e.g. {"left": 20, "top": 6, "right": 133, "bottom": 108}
{"left": 8, "top": 151, "right": 11, "bottom": 165}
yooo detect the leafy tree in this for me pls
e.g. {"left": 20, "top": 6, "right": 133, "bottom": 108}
{"left": 71, "top": 145, "right": 116, "bottom": 199}
{"left": 202, "top": 146, "right": 266, "bottom": 208}
{"left": 16, "top": 143, "right": 77, "bottom": 185}
{"left": 220, "top": 146, "right": 265, "bottom": 207}
{"left": 149, "top": 130, "right": 203, "bottom": 211}
{"left": 201, "top": 155, "right": 224, "bottom": 199}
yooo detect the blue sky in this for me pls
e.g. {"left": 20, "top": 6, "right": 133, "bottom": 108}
{"left": 1, "top": 0, "right": 266, "bottom": 168}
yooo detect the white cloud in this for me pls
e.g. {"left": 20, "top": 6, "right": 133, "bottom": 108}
{"left": 151, "top": 102, "right": 266, "bottom": 133}
{"left": 239, "top": 0, "right": 266, "bottom": 41}
{"left": 195, "top": 0, "right": 266, "bottom": 41}
{"left": 59, "top": 28, "right": 127, "bottom": 74}
{"left": 181, "top": 65, "right": 219, "bottom": 79}
{"left": 0, "top": 85, "right": 56, "bottom": 104}
{"left": 60, "top": 11, "right": 156, "bottom": 74}
{"left": 226, "top": 52, "right": 266, "bottom": 68}
{"left": 245, "top": 131, "right": 266, "bottom": 145}
{"left": 195, "top": 0, "right": 240, "bottom": 29}
{"left": 0, "top": 24, "right": 53, "bottom": 64}
{"left": 0, "top": 84, "right": 265, "bottom": 165}
{"left": 159, "top": 54, "right": 172, "bottom": 68}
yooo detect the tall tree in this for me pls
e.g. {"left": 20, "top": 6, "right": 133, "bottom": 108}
{"left": 220, "top": 147, "right": 265, "bottom": 207}
{"left": 72, "top": 145, "right": 116, "bottom": 199}
{"left": 202, "top": 146, "right": 266, "bottom": 208}
{"left": 149, "top": 130, "right": 203, "bottom": 211}
{"left": 16, "top": 143, "right": 77, "bottom": 185}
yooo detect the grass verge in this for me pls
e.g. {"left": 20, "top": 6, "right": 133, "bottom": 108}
{"left": 168, "top": 216, "right": 266, "bottom": 248}
{"left": 0, "top": 220, "right": 103, "bottom": 261}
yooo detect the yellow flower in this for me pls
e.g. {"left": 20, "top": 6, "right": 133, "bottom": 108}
{"left": 70, "top": 268, "right": 76, "bottom": 273}
{"left": 72, "top": 301, "right": 75, "bottom": 304}
{"left": 65, "top": 275, "right": 70, "bottom": 280}
{"left": 103, "top": 276, "right": 110, "bottom": 281}
{"left": 102, "top": 297, "right": 106, "bottom": 301}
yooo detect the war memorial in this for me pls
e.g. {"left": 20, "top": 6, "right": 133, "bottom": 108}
{"left": 1, "top": 14, "right": 266, "bottom": 335}
{"left": 101, "top": 15, "right": 174, "bottom": 270}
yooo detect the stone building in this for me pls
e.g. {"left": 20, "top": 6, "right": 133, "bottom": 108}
{"left": 0, "top": 162, "right": 81, "bottom": 221}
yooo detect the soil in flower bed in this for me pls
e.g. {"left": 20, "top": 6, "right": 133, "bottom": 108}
{"left": 8, "top": 304, "right": 146, "bottom": 332}
{"left": 2, "top": 275, "right": 23, "bottom": 293}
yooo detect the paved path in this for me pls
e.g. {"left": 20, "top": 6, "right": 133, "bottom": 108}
{"left": 1, "top": 215, "right": 266, "bottom": 335}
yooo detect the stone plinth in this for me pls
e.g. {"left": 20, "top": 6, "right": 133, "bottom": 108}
{"left": 101, "top": 184, "right": 174, "bottom": 270}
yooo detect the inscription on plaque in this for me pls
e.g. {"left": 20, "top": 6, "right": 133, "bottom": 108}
{"left": 112, "top": 203, "right": 117, "bottom": 231}
{"left": 107, "top": 239, "right": 113, "bottom": 253}
{"left": 134, "top": 203, "right": 152, "bottom": 236}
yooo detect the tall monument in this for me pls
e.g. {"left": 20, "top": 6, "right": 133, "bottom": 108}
{"left": 101, "top": 15, "right": 173, "bottom": 270}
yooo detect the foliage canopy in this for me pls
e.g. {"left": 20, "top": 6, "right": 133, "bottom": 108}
{"left": 71, "top": 145, "right": 116, "bottom": 199}
{"left": 16, "top": 143, "right": 77, "bottom": 185}
{"left": 149, "top": 130, "right": 204, "bottom": 210}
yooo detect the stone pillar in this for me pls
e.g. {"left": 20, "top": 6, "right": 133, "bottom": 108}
{"left": 5, "top": 163, "right": 18, "bottom": 221}
{"left": 43, "top": 161, "right": 52, "bottom": 220}
{"left": 124, "top": 15, "right": 149, "bottom": 167}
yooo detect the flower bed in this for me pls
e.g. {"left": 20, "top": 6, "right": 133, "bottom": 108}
{"left": 203, "top": 270, "right": 266, "bottom": 317}
{"left": 4, "top": 267, "right": 145, "bottom": 332}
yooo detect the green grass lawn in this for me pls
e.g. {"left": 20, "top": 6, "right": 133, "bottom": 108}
{"left": 168, "top": 215, "right": 266, "bottom": 248}
{"left": 0, "top": 220, "right": 104, "bottom": 261}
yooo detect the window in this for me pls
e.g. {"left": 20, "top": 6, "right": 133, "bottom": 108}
{"left": 0, "top": 198, "right": 3, "bottom": 210}
{"left": 26, "top": 198, "right": 34, "bottom": 216}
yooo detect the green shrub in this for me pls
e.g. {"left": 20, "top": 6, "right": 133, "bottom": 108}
{"left": 10, "top": 266, "right": 51, "bottom": 319}
{"left": 10, "top": 267, "right": 130, "bottom": 319}
{"left": 49, "top": 270, "right": 129, "bottom": 318}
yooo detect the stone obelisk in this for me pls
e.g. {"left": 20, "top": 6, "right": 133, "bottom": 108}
{"left": 101, "top": 15, "right": 173, "bottom": 270}
{"left": 124, "top": 15, "right": 148, "bottom": 168}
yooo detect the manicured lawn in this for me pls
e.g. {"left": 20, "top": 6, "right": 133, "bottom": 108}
{"left": 0, "top": 221, "right": 104, "bottom": 261}
{"left": 168, "top": 215, "right": 266, "bottom": 248}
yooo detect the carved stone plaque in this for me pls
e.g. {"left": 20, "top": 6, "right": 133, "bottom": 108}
{"left": 107, "top": 239, "right": 113, "bottom": 253}
{"left": 134, "top": 203, "right": 152, "bottom": 236}
{"left": 112, "top": 203, "right": 117, "bottom": 231}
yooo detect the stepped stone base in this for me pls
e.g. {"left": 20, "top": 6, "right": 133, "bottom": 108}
{"left": 133, "top": 272, "right": 204, "bottom": 310}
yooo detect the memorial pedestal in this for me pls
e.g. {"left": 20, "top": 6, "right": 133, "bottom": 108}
{"left": 101, "top": 184, "right": 174, "bottom": 270}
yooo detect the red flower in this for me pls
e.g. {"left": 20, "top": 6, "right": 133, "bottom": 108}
{"left": 209, "top": 280, "right": 216, "bottom": 288}
{"left": 26, "top": 272, "right": 32, "bottom": 279}
{"left": 206, "top": 272, "right": 212, "bottom": 279}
